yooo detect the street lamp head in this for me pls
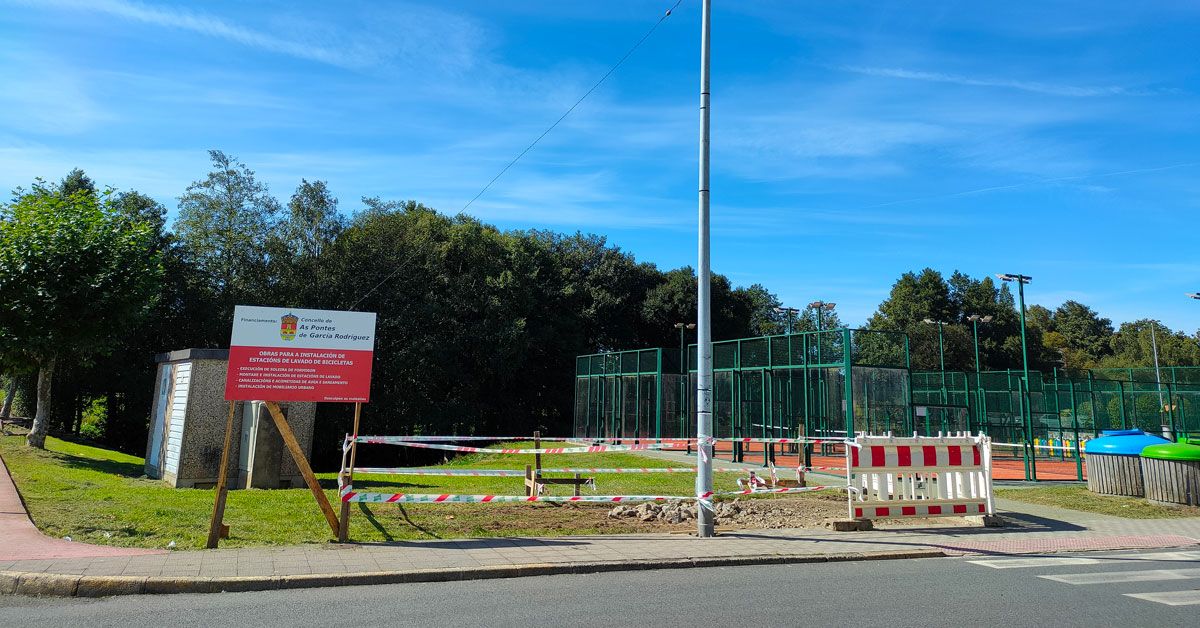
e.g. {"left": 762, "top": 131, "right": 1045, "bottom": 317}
{"left": 966, "top": 314, "right": 994, "bottom": 323}
{"left": 1188, "top": 293, "right": 1200, "bottom": 300}
{"left": 981, "top": 315, "right": 994, "bottom": 323}
{"left": 922, "top": 318, "right": 940, "bottom": 325}
{"left": 996, "top": 273, "right": 1032, "bottom": 284}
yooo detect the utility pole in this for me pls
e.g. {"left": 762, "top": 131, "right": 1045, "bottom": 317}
{"left": 695, "top": 0, "right": 714, "bottom": 538}
{"left": 997, "top": 273, "right": 1035, "bottom": 480}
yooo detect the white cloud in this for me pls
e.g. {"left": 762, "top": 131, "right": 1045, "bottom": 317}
{"left": 838, "top": 65, "right": 1176, "bottom": 97}
{"left": 5, "top": 0, "right": 484, "bottom": 72}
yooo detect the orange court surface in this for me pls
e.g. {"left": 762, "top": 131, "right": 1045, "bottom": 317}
{"left": 707, "top": 441, "right": 1086, "bottom": 482}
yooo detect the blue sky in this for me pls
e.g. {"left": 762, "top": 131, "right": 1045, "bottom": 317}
{"left": 2, "top": 1, "right": 1198, "bottom": 332}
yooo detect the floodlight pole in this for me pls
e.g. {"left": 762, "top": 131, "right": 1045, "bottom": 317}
{"left": 695, "top": 0, "right": 714, "bottom": 538}
{"left": 922, "top": 319, "right": 948, "bottom": 404}
{"left": 1150, "top": 321, "right": 1166, "bottom": 433}
{"left": 971, "top": 319, "right": 982, "bottom": 374}
{"left": 775, "top": 307, "right": 799, "bottom": 335}
{"left": 967, "top": 314, "right": 992, "bottom": 374}
{"left": 998, "top": 274, "right": 1035, "bottom": 480}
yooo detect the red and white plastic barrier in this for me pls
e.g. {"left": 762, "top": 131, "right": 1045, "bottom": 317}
{"left": 846, "top": 433, "right": 994, "bottom": 521}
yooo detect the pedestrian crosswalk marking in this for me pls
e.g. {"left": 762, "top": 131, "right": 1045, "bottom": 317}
{"left": 1124, "top": 590, "right": 1200, "bottom": 606}
{"left": 1039, "top": 567, "right": 1200, "bottom": 585}
{"left": 967, "top": 557, "right": 1100, "bottom": 569}
{"left": 1095, "top": 550, "right": 1200, "bottom": 562}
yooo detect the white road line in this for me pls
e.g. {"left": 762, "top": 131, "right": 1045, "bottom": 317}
{"left": 1040, "top": 567, "right": 1200, "bottom": 585}
{"left": 968, "top": 557, "right": 1101, "bottom": 569}
{"left": 1124, "top": 590, "right": 1200, "bottom": 606}
{"left": 1094, "top": 550, "right": 1200, "bottom": 562}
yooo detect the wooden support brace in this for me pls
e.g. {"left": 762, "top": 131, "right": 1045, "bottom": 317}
{"left": 264, "top": 401, "right": 340, "bottom": 537}
{"left": 206, "top": 401, "right": 237, "bottom": 549}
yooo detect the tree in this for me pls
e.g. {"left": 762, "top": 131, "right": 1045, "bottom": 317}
{"left": 867, "top": 268, "right": 964, "bottom": 370}
{"left": 1050, "top": 301, "right": 1114, "bottom": 368}
{"left": 59, "top": 168, "right": 95, "bottom": 198}
{"left": 280, "top": 180, "right": 343, "bottom": 259}
{"left": 1102, "top": 320, "right": 1200, "bottom": 368}
{"left": 175, "top": 150, "right": 280, "bottom": 328}
{"left": 795, "top": 303, "right": 844, "bottom": 333}
{"left": 741, "top": 284, "right": 784, "bottom": 336}
{"left": 0, "top": 186, "right": 162, "bottom": 448}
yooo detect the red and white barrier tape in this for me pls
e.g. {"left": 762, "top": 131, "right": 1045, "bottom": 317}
{"left": 349, "top": 435, "right": 851, "bottom": 445}
{"left": 352, "top": 467, "right": 749, "bottom": 476}
{"left": 354, "top": 437, "right": 685, "bottom": 454}
{"left": 340, "top": 485, "right": 836, "bottom": 503}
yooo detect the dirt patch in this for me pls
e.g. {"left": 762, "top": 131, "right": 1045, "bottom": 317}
{"left": 605, "top": 493, "right": 850, "bottom": 530}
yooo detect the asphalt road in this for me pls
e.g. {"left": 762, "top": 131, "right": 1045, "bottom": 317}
{"left": 2, "top": 549, "right": 1199, "bottom": 627}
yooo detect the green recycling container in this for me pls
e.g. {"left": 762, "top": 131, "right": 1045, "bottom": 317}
{"left": 1139, "top": 438, "right": 1200, "bottom": 506}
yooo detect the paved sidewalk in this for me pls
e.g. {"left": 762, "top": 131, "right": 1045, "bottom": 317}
{"left": 0, "top": 455, "right": 162, "bottom": 562}
{"left": 2, "top": 453, "right": 1198, "bottom": 597}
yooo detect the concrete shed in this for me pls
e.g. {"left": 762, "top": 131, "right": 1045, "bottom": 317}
{"left": 145, "top": 348, "right": 317, "bottom": 489}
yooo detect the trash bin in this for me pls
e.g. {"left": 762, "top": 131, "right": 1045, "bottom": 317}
{"left": 1140, "top": 438, "right": 1200, "bottom": 506}
{"left": 1084, "top": 429, "right": 1169, "bottom": 497}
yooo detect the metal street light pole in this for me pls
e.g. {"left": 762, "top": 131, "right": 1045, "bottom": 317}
{"left": 695, "top": 0, "right": 714, "bottom": 538}
{"left": 775, "top": 306, "right": 799, "bottom": 335}
{"left": 966, "top": 315, "right": 994, "bottom": 374}
{"left": 808, "top": 301, "right": 836, "bottom": 333}
{"left": 998, "top": 273, "right": 1035, "bottom": 480}
{"left": 807, "top": 301, "right": 836, "bottom": 439}
{"left": 922, "top": 319, "right": 948, "bottom": 405}
{"left": 675, "top": 322, "right": 696, "bottom": 453}
{"left": 1149, "top": 321, "right": 1167, "bottom": 436}
{"left": 966, "top": 314, "right": 993, "bottom": 434}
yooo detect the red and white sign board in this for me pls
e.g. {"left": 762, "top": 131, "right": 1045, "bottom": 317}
{"left": 224, "top": 305, "right": 377, "bottom": 403}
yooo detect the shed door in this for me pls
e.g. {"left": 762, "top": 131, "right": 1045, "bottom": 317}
{"left": 163, "top": 363, "right": 192, "bottom": 476}
{"left": 146, "top": 364, "right": 172, "bottom": 469}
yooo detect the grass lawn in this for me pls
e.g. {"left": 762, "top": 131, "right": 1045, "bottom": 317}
{"left": 996, "top": 484, "right": 1200, "bottom": 519}
{"left": 0, "top": 434, "right": 772, "bottom": 550}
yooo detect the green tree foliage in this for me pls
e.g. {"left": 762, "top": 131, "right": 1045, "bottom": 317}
{"left": 175, "top": 150, "right": 281, "bottom": 328}
{"left": 280, "top": 179, "right": 343, "bottom": 259}
{"left": 0, "top": 183, "right": 162, "bottom": 448}
{"left": 742, "top": 284, "right": 784, "bottom": 336}
{"left": 1102, "top": 320, "right": 1200, "bottom": 368}
{"left": 1049, "top": 301, "right": 1114, "bottom": 369}
{"left": 639, "top": 267, "right": 756, "bottom": 346}
{"left": 867, "top": 269, "right": 1056, "bottom": 372}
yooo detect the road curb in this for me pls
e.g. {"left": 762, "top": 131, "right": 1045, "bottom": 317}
{"left": 0, "top": 549, "right": 944, "bottom": 598}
